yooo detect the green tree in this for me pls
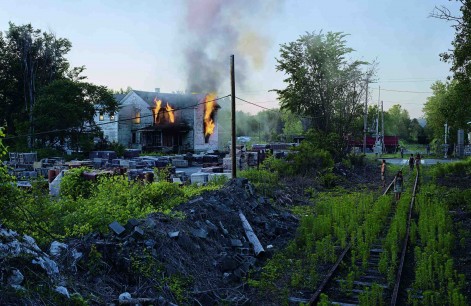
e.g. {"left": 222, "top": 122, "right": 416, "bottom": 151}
{"left": 384, "top": 104, "right": 411, "bottom": 140}
{"left": 432, "top": 1, "right": 471, "bottom": 82}
{"left": 408, "top": 118, "right": 425, "bottom": 142}
{"left": 430, "top": 2, "right": 471, "bottom": 144}
{"left": 254, "top": 109, "right": 283, "bottom": 142}
{"left": 0, "top": 23, "right": 73, "bottom": 148}
{"left": 33, "top": 79, "right": 118, "bottom": 152}
{"left": 274, "top": 31, "right": 374, "bottom": 139}
{"left": 281, "top": 109, "right": 303, "bottom": 140}
{"left": 423, "top": 80, "right": 471, "bottom": 144}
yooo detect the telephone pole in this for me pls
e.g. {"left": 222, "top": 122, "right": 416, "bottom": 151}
{"left": 230, "top": 55, "right": 237, "bottom": 178}
{"left": 363, "top": 78, "right": 369, "bottom": 154}
{"left": 381, "top": 100, "right": 384, "bottom": 153}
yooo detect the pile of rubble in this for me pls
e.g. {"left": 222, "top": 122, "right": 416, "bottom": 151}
{"left": 1, "top": 178, "right": 299, "bottom": 305}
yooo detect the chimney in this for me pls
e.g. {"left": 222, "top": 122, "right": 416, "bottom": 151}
{"left": 155, "top": 88, "right": 160, "bottom": 93}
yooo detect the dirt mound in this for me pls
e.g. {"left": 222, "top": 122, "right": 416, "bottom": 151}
{"left": 1, "top": 178, "right": 298, "bottom": 305}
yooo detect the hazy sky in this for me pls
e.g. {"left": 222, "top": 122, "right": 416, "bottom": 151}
{"left": 0, "top": 0, "right": 462, "bottom": 118}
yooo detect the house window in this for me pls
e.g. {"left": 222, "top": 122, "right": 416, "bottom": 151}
{"left": 110, "top": 113, "right": 115, "bottom": 121}
{"left": 132, "top": 132, "right": 136, "bottom": 144}
{"left": 99, "top": 112, "right": 104, "bottom": 121}
{"left": 133, "top": 111, "right": 141, "bottom": 124}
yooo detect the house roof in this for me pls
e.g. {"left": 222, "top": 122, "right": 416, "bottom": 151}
{"left": 132, "top": 90, "right": 206, "bottom": 109}
{"left": 113, "top": 94, "right": 126, "bottom": 103}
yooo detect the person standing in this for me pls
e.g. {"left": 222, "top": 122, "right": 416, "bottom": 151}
{"left": 415, "top": 153, "right": 421, "bottom": 171}
{"left": 400, "top": 147, "right": 404, "bottom": 159}
{"left": 381, "top": 159, "right": 387, "bottom": 187}
{"left": 394, "top": 171, "right": 404, "bottom": 201}
{"left": 409, "top": 154, "right": 414, "bottom": 172}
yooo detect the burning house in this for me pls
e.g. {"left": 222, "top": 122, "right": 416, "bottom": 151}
{"left": 95, "top": 89, "right": 219, "bottom": 153}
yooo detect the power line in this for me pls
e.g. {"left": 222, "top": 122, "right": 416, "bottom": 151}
{"left": 4, "top": 94, "right": 231, "bottom": 140}
{"left": 235, "top": 96, "right": 324, "bottom": 120}
{"left": 378, "top": 80, "right": 437, "bottom": 83}
{"left": 236, "top": 97, "right": 276, "bottom": 111}
{"left": 379, "top": 77, "right": 443, "bottom": 81}
{"left": 382, "top": 100, "right": 425, "bottom": 105}
{"left": 371, "top": 87, "right": 433, "bottom": 94}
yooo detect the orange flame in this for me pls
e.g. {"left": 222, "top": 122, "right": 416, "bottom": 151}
{"left": 204, "top": 93, "right": 217, "bottom": 138}
{"left": 153, "top": 97, "right": 175, "bottom": 124}
{"left": 154, "top": 98, "right": 162, "bottom": 123}
{"left": 165, "top": 103, "right": 175, "bottom": 123}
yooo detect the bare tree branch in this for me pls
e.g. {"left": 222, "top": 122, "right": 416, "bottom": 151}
{"left": 430, "top": 5, "right": 463, "bottom": 25}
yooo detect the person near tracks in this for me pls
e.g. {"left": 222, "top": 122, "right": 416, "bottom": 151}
{"left": 408, "top": 154, "right": 414, "bottom": 172}
{"left": 394, "top": 170, "right": 404, "bottom": 201}
{"left": 415, "top": 153, "right": 421, "bottom": 171}
{"left": 381, "top": 159, "right": 387, "bottom": 187}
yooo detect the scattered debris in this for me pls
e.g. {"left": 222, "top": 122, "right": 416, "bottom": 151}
{"left": 0, "top": 178, "right": 299, "bottom": 305}
{"left": 54, "top": 286, "right": 70, "bottom": 298}
{"left": 239, "top": 211, "right": 265, "bottom": 256}
{"left": 109, "top": 221, "right": 126, "bottom": 236}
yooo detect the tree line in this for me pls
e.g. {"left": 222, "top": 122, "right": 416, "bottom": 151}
{"left": 0, "top": 22, "right": 117, "bottom": 153}
{"left": 424, "top": 1, "right": 471, "bottom": 148}
{"left": 218, "top": 30, "right": 426, "bottom": 149}
{"left": 1, "top": 22, "right": 436, "bottom": 157}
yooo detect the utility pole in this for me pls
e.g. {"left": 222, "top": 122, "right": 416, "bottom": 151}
{"left": 381, "top": 100, "right": 384, "bottom": 153}
{"left": 230, "top": 55, "right": 237, "bottom": 178}
{"left": 258, "top": 121, "right": 261, "bottom": 143}
{"left": 444, "top": 121, "right": 448, "bottom": 159}
{"left": 363, "top": 78, "right": 369, "bottom": 154}
{"left": 375, "top": 86, "right": 380, "bottom": 155}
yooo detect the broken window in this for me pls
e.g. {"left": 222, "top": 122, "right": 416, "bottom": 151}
{"left": 133, "top": 111, "right": 141, "bottom": 124}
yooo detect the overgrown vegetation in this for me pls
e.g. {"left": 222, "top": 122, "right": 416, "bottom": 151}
{"left": 408, "top": 183, "right": 467, "bottom": 305}
{"left": 0, "top": 162, "right": 227, "bottom": 245}
{"left": 249, "top": 190, "right": 395, "bottom": 301}
{"left": 430, "top": 157, "right": 471, "bottom": 179}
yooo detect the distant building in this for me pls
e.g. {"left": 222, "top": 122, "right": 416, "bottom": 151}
{"left": 94, "top": 90, "right": 219, "bottom": 153}
{"left": 350, "top": 136, "right": 399, "bottom": 153}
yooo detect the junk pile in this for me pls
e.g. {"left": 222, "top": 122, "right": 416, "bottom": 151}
{"left": 0, "top": 178, "right": 299, "bottom": 305}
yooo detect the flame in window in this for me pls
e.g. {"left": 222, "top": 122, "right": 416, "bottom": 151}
{"left": 153, "top": 97, "right": 175, "bottom": 124}
{"left": 204, "top": 93, "right": 218, "bottom": 142}
{"left": 166, "top": 103, "right": 175, "bottom": 123}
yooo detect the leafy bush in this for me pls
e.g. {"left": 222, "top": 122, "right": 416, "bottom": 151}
{"left": 319, "top": 172, "right": 337, "bottom": 188}
{"left": 431, "top": 157, "right": 471, "bottom": 179}
{"left": 304, "top": 129, "right": 345, "bottom": 161}
{"left": 142, "top": 181, "right": 185, "bottom": 211}
{"left": 260, "top": 155, "right": 291, "bottom": 176}
{"left": 239, "top": 168, "right": 279, "bottom": 197}
{"left": 60, "top": 167, "right": 95, "bottom": 200}
{"left": 287, "top": 143, "right": 334, "bottom": 176}
{"left": 343, "top": 153, "right": 365, "bottom": 168}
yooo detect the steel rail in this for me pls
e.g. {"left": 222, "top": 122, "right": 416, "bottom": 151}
{"left": 390, "top": 169, "right": 419, "bottom": 306}
{"left": 308, "top": 243, "right": 352, "bottom": 305}
{"left": 308, "top": 172, "right": 400, "bottom": 305}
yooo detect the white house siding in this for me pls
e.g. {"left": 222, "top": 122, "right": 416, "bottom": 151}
{"left": 117, "top": 92, "right": 153, "bottom": 148}
{"left": 96, "top": 113, "right": 119, "bottom": 143}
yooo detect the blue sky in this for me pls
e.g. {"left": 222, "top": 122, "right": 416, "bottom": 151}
{"left": 0, "top": 0, "right": 462, "bottom": 118}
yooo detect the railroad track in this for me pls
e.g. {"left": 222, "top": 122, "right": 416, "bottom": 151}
{"left": 308, "top": 168, "right": 419, "bottom": 305}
